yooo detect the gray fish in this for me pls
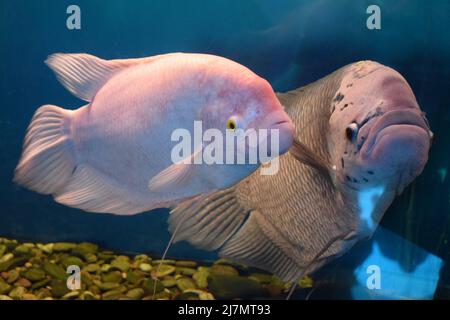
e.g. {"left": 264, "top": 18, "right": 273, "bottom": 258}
{"left": 167, "top": 61, "right": 432, "bottom": 281}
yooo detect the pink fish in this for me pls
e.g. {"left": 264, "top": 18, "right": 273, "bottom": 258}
{"left": 14, "top": 53, "right": 294, "bottom": 215}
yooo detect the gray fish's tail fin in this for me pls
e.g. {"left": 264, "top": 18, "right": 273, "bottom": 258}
{"left": 14, "top": 104, "right": 77, "bottom": 195}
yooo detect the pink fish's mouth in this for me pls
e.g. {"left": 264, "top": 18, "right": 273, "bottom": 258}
{"left": 248, "top": 111, "right": 295, "bottom": 157}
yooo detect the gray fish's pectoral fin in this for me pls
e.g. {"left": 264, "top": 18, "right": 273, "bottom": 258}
{"left": 289, "top": 139, "right": 333, "bottom": 182}
{"left": 45, "top": 53, "right": 173, "bottom": 101}
{"left": 168, "top": 187, "right": 249, "bottom": 251}
{"left": 148, "top": 144, "right": 203, "bottom": 192}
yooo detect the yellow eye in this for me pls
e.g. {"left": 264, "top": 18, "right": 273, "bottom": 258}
{"left": 227, "top": 118, "right": 237, "bottom": 131}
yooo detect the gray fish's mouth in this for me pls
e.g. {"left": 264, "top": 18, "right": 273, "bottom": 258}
{"left": 360, "top": 109, "right": 430, "bottom": 157}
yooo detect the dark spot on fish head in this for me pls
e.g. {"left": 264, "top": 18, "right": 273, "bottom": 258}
{"left": 333, "top": 92, "right": 345, "bottom": 103}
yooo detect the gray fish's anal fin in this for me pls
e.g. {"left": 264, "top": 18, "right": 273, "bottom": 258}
{"left": 168, "top": 187, "right": 249, "bottom": 251}
{"left": 220, "top": 211, "right": 305, "bottom": 282}
{"left": 45, "top": 53, "right": 173, "bottom": 102}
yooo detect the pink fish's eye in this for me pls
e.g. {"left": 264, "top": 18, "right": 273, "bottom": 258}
{"left": 227, "top": 118, "right": 237, "bottom": 131}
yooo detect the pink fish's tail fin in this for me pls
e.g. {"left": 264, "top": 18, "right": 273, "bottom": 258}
{"left": 14, "top": 104, "right": 77, "bottom": 195}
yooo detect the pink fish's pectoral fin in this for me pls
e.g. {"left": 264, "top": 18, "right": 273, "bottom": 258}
{"left": 148, "top": 144, "right": 203, "bottom": 192}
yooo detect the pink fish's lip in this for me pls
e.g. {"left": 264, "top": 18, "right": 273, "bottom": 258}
{"left": 268, "top": 114, "right": 295, "bottom": 154}
{"left": 360, "top": 109, "right": 430, "bottom": 158}
{"left": 247, "top": 110, "right": 295, "bottom": 154}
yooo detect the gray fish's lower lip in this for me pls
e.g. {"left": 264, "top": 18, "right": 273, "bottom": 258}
{"left": 360, "top": 109, "right": 428, "bottom": 157}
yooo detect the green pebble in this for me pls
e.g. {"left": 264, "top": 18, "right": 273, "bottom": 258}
{"left": 0, "top": 244, "right": 6, "bottom": 257}
{"left": 43, "top": 262, "right": 67, "bottom": 280}
{"left": 80, "top": 291, "right": 97, "bottom": 300}
{"left": 0, "top": 253, "right": 13, "bottom": 263}
{"left": 62, "top": 291, "right": 80, "bottom": 299}
{"left": 49, "top": 280, "right": 69, "bottom": 298}
{"left": 153, "top": 259, "right": 175, "bottom": 265}
{"left": 176, "top": 291, "right": 200, "bottom": 300}
{"left": 100, "top": 264, "right": 111, "bottom": 272}
{"left": 13, "top": 245, "right": 31, "bottom": 255}
{"left": 0, "top": 280, "right": 11, "bottom": 294}
{"left": 126, "top": 288, "right": 144, "bottom": 300}
{"left": 0, "top": 256, "right": 29, "bottom": 272}
{"left": 207, "top": 274, "right": 268, "bottom": 299}
{"left": 161, "top": 278, "right": 177, "bottom": 288}
{"left": 61, "top": 256, "right": 84, "bottom": 269}
{"left": 102, "top": 289, "right": 123, "bottom": 300}
{"left": 93, "top": 280, "right": 120, "bottom": 291}
{"left": 248, "top": 273, "right": 274, "bottom": 284}
{"left": 72, "top": 242, "right": 98, "bottom": 256}
{"left": 9, "top": 286, "right": 26, "bottom": 299}
{"left": 36, "top": 243, "right": 53, "bottom": 254}
{"left": 22, "top": 268, "right": 46, "bottom": 282}
{"left": 31, "top": 278, "right": 50, "bottom": 290}
{"left": 126, "top": 270, "right": 145, "bottom": 285}
{"left": 6, "top": 270, "right": 20, "bottom": 284}
{"left": 209, "top": 264, "right": 239, "bottom": 277}
{"left": 101, "top": 271, "right": 122, "bottom": 283}
{"left": 83, "top": 253, "right": 98, "bottom": 263}
{"left": 183, "top": 289, "right": 215, "bottom": 300}
{"left": 193, "top": 271, "right": 209, "bottom": 289}
{"left": 83, "top": 264, "right": 100, "bottom": 273}
{"left": 175, "top": 261, "right": 197, "bottom": 268}
{"left": 52, "top": 243, "right": 76, "bottom": 252}
{"left": 139, "top": 263, "right": 152, "bottom": 272}
{"left": 110, "top": 256, "right": 130, "bottom": 272}
{"left": 142, "top": 278, "right": 164, "bottom": 294}
{"left": 154, "top": 265, "right": 176, "bottom": 277}
{"left": 176, "top": 277, "right": 197, "bottom": 291}
{"left": 35, "top": 288, "right": 52, "bottom": 299}
{"left": 97, "top": 252, "right": 114, "bottom": 261}
{"left": 134, "top": 254, "right": 150, "bottom": 261}
{"left": 176, "top": 267, "right": 196, "bottom": 276}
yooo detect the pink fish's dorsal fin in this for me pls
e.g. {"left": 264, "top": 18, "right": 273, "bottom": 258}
{"left": 45, "top": 53, "right": 175, "bottom": 102}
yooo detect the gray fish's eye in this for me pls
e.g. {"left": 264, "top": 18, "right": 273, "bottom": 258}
{"left": 345, "top": 123, "right": 358, "bottom": 141}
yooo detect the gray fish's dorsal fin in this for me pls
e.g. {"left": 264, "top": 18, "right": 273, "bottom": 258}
{"left": 289, "top": 139, "right": 334, "bottom": 182}
{"left": 276, "top": 88, "right": 306, "bottom": 108}
{"left": 168, "top": 187, "right": 250, "bottom": 251}
{"left": 45, "top": 53, "right": 174, "bottom": 102}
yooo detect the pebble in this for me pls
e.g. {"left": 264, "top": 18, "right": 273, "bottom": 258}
{"left": 0, "top": 236, "right": 295, "bottom": 300}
